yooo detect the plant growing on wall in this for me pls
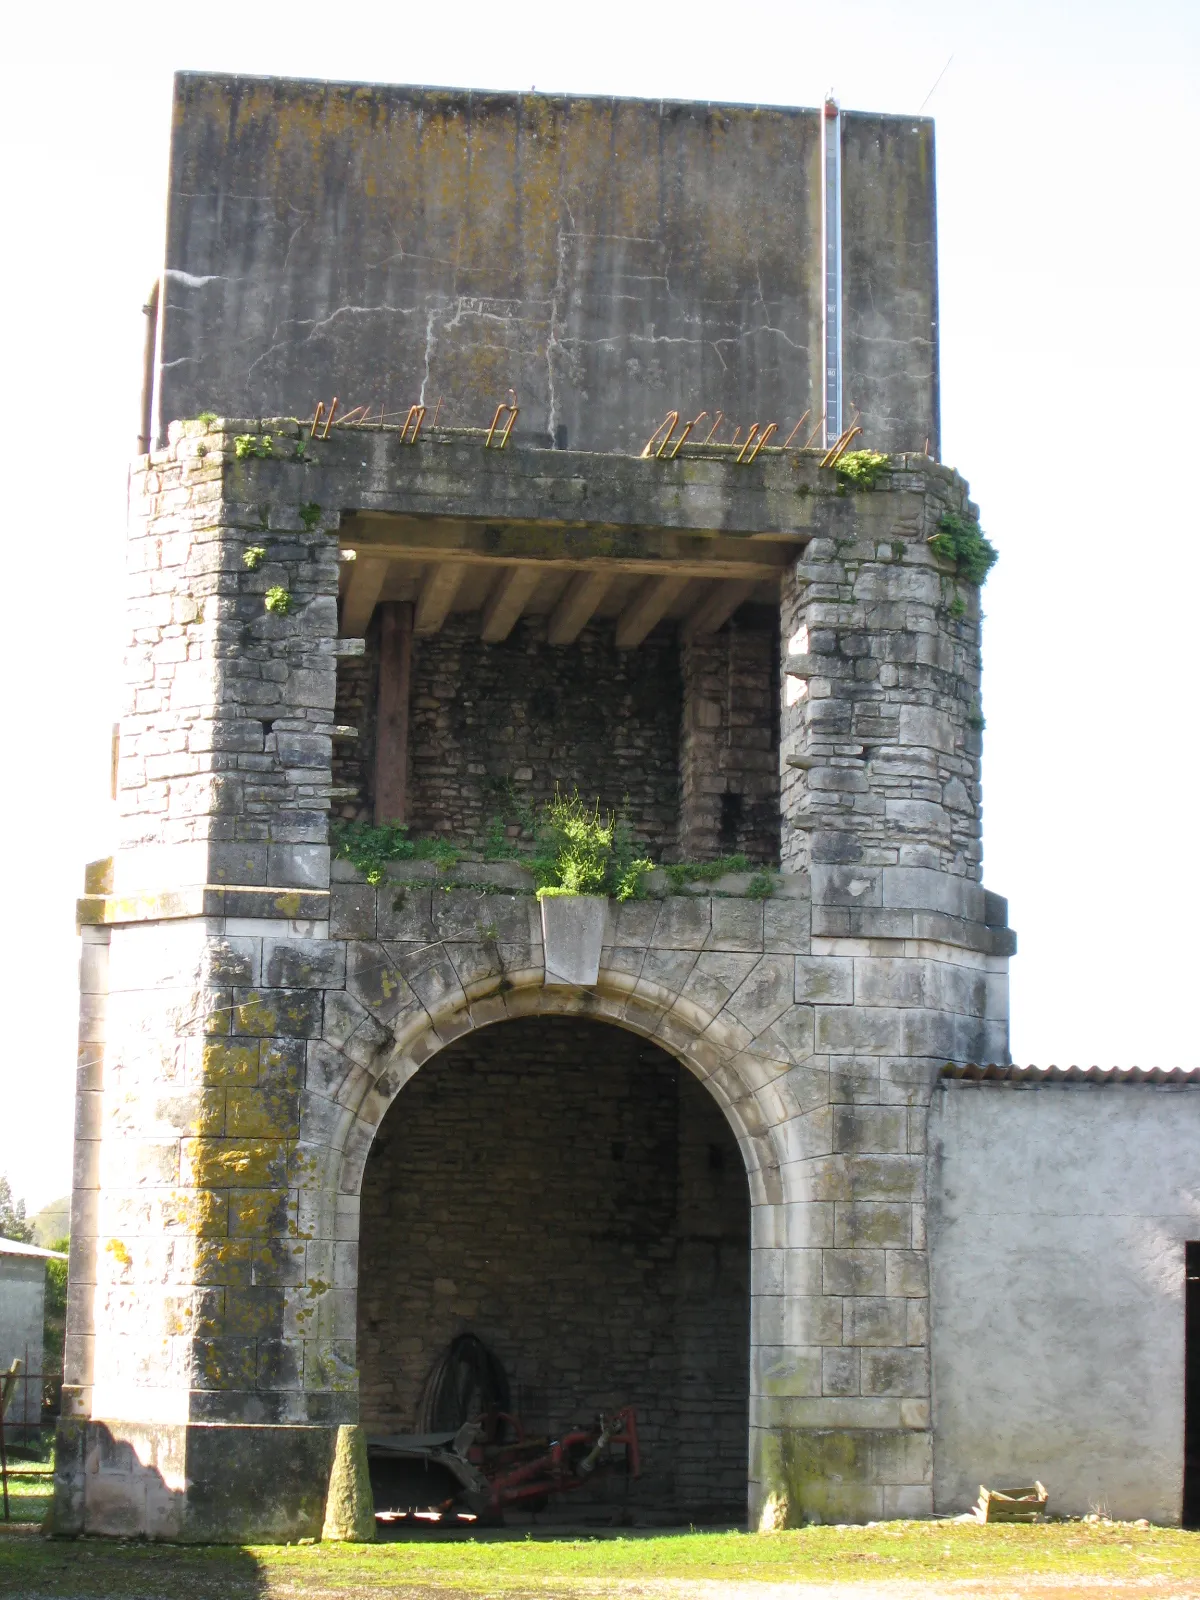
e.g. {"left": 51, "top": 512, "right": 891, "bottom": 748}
{"left": 530, "top": 791, "right": 652, "bottom": 902}
{"left": 264, "top": 586, "right": 292, "bottom": 615}
{"left": 234, "top": 434, "right": 273, "bottom": 461}
{"left": 330, "top": 821, "right": 457, "bottom": 885}
{"left": 243, "top": 545, "right": 267, "bottom": 571}
{"left": 928, "top": 512, "right": 998, "bottom": 585}
{"left": 834, "top": 449, "right": 890, "bottom": 490}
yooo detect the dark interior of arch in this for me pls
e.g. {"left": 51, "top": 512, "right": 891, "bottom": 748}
{"left": 357, "top": 1015, "right": 750, "bottom": 1522}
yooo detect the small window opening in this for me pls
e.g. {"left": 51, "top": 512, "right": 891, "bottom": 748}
{"left": 718, "top": 792, "right": 743, "bottom": 852}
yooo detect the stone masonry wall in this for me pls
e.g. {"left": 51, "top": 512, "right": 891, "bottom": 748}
{"left": 358, "top": 1016, "right": 749, "bottom": 1517}
{"left": 334, "top": 614, "right": 683, "bottom": 856}
{"left": 117, "top": 419, "right": 340, "bottom": 897}
{"left": 680, "top": 609, "right": 780, "bottom": 864}
{"left": 64, "top": 422, "right": 1013, "bottom": 1539}
{"left": 779, "top": 469, "right": 983, "bottom": 880}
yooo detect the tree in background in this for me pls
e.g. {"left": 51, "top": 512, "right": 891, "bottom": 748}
{"left": 0, "top": 1173, "right": 35, "bottom": 1243}
{"left": 42, "top": 1238, "right": 69, "bottom": 1417}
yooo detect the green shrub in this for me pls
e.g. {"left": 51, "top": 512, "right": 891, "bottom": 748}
{"left": 834, "top": 449, "right": 890, "bottom": 489}
{"left": 234, "top": 433, "right": 273, "bottom": 461}
{"left": 928, "top": 512, "right": 998, "bottom": 586}
{"left": 663, "top": 854, "right": 752, "bottom": 890}
{"left": 330, "top": 822, "right": 457, "bottom": 885}
{"left": 530, "top": 791, "right": 652, "bottom": 902}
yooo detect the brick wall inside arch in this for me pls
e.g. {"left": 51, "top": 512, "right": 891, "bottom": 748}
{"left": 356, "top": 1016, "right": 751, "bottom": 1519}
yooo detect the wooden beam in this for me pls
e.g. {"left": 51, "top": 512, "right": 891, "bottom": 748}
{"left": 340, "top": 557, "right": 390, "bottom": 637}
{"left": 547, "top": 572, "right": 613, "bottom": 646}
{"left": 414, "top": 562, "right": 466, "bottom": 635}
{"left": 480, "top": 565, "right": 542, "bottom": 643}
{"left": 679, "top": 578, "right": 759, "bottom": 641}
{"left": 615, "top": 576, "right": 690, "bottom": 650}
{"left": 342, "top": 514, "right": 795, "bottom": 582}
{"left": 374, "top": 603, "right": 413, "bottom": 826}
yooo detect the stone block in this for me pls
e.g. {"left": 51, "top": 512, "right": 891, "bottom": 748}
{"left": 655, "top": 897, "right": 712, "bottom": 950}
{"left": 263, "top": 938, "right": 346, "bottom": 990}
{"left": 233, "top": 988, "right": 324, "bottom": 1039}
{"left": 795, "top": 956, "right": 854, "bottom": 1004}
{"left": 832, "top": 1104, "right": 908, "bottom": 1154}
{"left": 763, "top": 897, "right": 811, "bottom": 953}
{"left": 226, "top": 1087, "right": 301, "bottom": 1139}
{"left": 376, "top": 885, "right": 437, "bottom": 942}
{"left": 708, "top": 899, "right": 765, "bottom": 952}
{"left": 861, "top": 1346, "right": 927, "bottom": 1397}
{"left": 180, "top": 1137, "right": 289, "bottom": 1190}
{"left": 754, "top": 1346, "right": 823, "bottom": 1398}
{"left": 885, "top": 1249, "right": 928, "bottom": 1297}
{"left": 330, "top": 884, "right": 377, "bottom": 940}
{"left": 834, "top": 1202, "right": 911, "bottom": 1248}
{"left": 723, "top": 956, "right": 795, "bottom": 1036}
{"left": 821, "top": 1347, "right": 860, "bottom": 1396}
{"left": 843, "top": 1296, "right": 910, "bottom": 1347}
{"left": 822, "top": 1249, "right": 885, "bottom": 1296}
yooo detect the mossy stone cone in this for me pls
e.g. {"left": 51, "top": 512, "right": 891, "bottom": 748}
{"left": 321, "top": 1424, "right": 376, "bottom": 1541}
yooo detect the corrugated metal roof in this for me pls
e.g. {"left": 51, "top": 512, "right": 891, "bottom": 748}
{"left": 0, "top": 1236, "right": 67, "bottom": 1259}
{"left": 941, "top": 1063, "right": 1199, "bottom": 1086}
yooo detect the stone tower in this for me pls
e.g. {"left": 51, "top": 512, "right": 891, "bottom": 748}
{"left": 56, "top": 418, "right": 1011, "bottom": 1538}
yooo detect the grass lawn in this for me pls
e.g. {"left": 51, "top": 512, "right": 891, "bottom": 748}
{"left": 3, "top": 1520, "right": 1200, "bottom": 1598}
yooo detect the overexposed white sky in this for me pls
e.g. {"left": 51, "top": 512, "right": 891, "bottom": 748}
{"left": 1, "top": 0, "right": 1197, "bottom": 1212}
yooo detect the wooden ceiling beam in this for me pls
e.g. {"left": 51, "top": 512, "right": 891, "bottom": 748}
{"left": 480, "top": 565, "right": 543, "bottom": 643}
{"left": 341, "top": 513, "right": 795, "bottom": 581}
{"left": 547, "top": 572, "right": 613, "bottom": 646}
{"left": 339, "top": 556, "right": 390, "bottom": 637}
{"left": 414, "top": 562, "right": 466, "bottom": 635}
{"left": 615, "top": 576, "right": 691, "bottom": 650}
{"left": 679, "top": 578, "right": 759, "bottom": 642}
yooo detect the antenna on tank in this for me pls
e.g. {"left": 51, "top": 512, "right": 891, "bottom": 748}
{"left": 821, "top": 93, "right": 842, "bottom": 449}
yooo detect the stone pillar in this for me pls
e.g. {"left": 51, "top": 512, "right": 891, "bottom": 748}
{"left": 754, "top": 458, "right": 1013, "bottom": 1525}
{"left": 57, "top": 419, "right": 345, "bottom": 1540}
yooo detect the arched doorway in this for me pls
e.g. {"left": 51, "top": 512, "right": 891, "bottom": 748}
{"left": 356, "top": 1015, "right": 751, "bottom": 1522}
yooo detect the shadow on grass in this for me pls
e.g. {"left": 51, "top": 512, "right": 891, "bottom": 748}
{"left": 0, "top": 1534, "right": 271, "bottom": 1600}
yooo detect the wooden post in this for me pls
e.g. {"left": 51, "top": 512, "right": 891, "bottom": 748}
{"left": 374, "top": 602, "right": 413, "bottom": 826}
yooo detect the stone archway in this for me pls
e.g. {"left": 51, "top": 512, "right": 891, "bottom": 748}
{"left": 310, "top": 930, "right": 803, "bottom": 1526}
{"left": 355, "top": 1013, "right": 751, "bottom": 1521}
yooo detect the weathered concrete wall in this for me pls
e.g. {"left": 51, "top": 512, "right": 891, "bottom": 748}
{"left": 928, "top": 1084, "right": 1200, "bottom": 1524}
{"left": 159, "top": 75, "right": 938, "bottom": 456}
{"left": 0, "top": 1254, "right": 46, "bottom": 1433}
{"left": 359, "top": 1016, "right": 749, "bottom": 1517}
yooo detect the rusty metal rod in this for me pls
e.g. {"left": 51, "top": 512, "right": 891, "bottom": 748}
{"left": 782, "top": 411, "right": 810, "bottom": 449}
{"left": 735, "top": 424, "right": 762, "bottom": 464}
{"left": 743, "top": 421, "right": 778, "bottom": 463}
{"left": 640, "top": 411, "right": 680, "bottom": 459}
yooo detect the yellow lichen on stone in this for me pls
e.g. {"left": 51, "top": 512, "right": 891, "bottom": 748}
{"left": 201, "top": 1040, "right": 260, "bottom": 1084}
{"left": 180, "top": 1137, "right": 288, "bottom": 1189}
